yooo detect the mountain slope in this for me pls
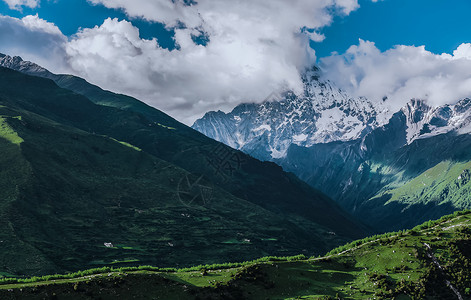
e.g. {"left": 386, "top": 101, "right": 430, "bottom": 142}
{"left": 0, "top": 54, "right": 182, "bottom": 126}
{"left": 0, "top": 103, "right": 310, "bottom": 276}
{"left": 0, "top": 65, "right": 368, "bottom": 276}
{"left": 192, "top": 65, "right": 471, "bottom": 232}
{"left": 2, "top": 211, "right": 470, "bottom": 299}
{"left": 0, "top": 62, "right": 367, "bottom": 238}
{"left": 280, "top": 103, "right": 471, "bottom": 231}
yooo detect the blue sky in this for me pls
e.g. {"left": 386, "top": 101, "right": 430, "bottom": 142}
{"left": 0, "top": 0, "right": 177, "bottom": 48}
{"left": 315, "top": 0, "right": 471, "bottom": 57}
{"left": 2, "top": 0, "right": 471, "bottom": 124}
{"left": 2, "top": 0, "right": 471, "bottom": 58}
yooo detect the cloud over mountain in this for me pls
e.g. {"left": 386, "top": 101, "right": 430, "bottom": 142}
{"left": 321, "top": 39, "right": 471, "bottom": 111}
{"left": 1, "top": 0, "right": 360, "bottom": 124}
{"left": 0, "top": 14, "right": 68, "bottom": 71}
{"left": 9, "top": 1, "right": 470, "bottom": 124}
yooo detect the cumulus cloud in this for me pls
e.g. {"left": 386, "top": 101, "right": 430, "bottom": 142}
{"left": 20, "top": 14, "right": 63, "bottom": 35}
{"left": 3, "top": 0, "right": 39, "bottom": 10}
{"left": 320, "top": 39, "right": 471, "bottom": 111}
{"left": 64, "top": 17, "right": 312, "bottom": 124}
{"left": 87, "top": 0, "right": 359, "bottom": 29}
{"left": 0, "top": 14, "right": 69, "bottom": 72}
{"left": 76, "top": 0, "right": 359, "bottom": 124}
{"left": 1, "top": 0, "right": 373, "bottom": 124}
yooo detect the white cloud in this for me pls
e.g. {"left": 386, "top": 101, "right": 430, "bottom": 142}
{"left": 305, "top": 31, "right": 326, "bottom": 43}
{"left": 87, "top": 0, "right": 359, "bottom": 29}
{"left": 64, "top": 18, "right": 310, "bottom": 124}
{"left": 320, "top": 40, "right": 471, "bottom": 111}
{"left": 76, "top": 0, "right": 360, "bottom": 124}
{"left": 21, "top": 14, "right": 63, "bottom": 35}
{"left": 3, "top": 0, "right": 39, "bottom": 10}
{"left": 452, "top": 43, "right": 471, "bottom": 60}
{"left": 0, "top": 14, "right": 69, "bottom": 72}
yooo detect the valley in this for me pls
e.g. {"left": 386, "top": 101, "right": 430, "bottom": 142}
{"left": 0, "top": 54, "right": 470, "bottom": 299}
{"left": 1, "top": 210, "right": 470, "bottom": 299}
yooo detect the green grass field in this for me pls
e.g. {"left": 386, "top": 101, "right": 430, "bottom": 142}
{"left": 1, "top": 211, "right": 470, "bottom": 299}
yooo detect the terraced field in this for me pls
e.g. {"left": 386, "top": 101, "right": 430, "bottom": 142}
{"left": 1, "top": 211, "right": 470, "bottom": 299}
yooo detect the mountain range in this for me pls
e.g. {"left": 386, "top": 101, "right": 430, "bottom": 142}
{"left": 3, "top": 51, "right": 471, "bottom": 280}
{"left": 193, "top": 67, "right": 392, "bottom": 161}
{"left": 193, "top": 69, "right": 471, "bottom": 231}
{"left": 0, "top": 54, "right": 368, "bottom": 276}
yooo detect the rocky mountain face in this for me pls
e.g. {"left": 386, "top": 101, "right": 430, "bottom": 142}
{"left": 193, "top": 68, "right": 391, "bottom": 160}
{"left": 193, "top": 69, "right": 471, "bottom": 231}
{"left": 400, "top": 98, "right": 471, "bottom": 143}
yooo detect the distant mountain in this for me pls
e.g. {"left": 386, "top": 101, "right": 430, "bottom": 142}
{"left": 193, "top": 67, "right": 391, "bottom": 160}
{"left": 400, "top": 98, "right": 471, "bottom": 143}
{"left": 193, "top": 68, "right": 471, "bottom": 232}
{"left": 0, "top": 56, "right": 369, "bottom": 276}
{"left": 279, "top": 98, "right": 471, "bottom": 230}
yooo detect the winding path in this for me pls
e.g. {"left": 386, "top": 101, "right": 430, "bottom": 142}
{"left": 423, "top": 243, "right": 463, "bottom": 300}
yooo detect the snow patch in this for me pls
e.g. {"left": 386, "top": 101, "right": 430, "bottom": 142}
{"left": 235, "top": 132, "right": 246, "bottom": 148}
{"left": 293, "top": 133, "right": 308, "bottom": 143}
{"left": 253, "top": 124, "right": 271, "bottom": 132}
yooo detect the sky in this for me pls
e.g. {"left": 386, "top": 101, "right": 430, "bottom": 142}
{"left": 1, "top": 0, "right": 471, "bottom": 124}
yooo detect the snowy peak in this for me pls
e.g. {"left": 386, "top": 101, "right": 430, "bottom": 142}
{"left": 0, "top": 54, "right": 49, "bottom": 75}
{"left": 193, "top": 62, "right": 471, "bottom": 163}
{"left": 193, "top": 68, "right": 391, "bottom": 160}
{"left": 401, "top": 98, "right": 471, "bottom": 144}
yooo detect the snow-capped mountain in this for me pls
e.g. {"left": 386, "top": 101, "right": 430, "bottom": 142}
{"left": 0, "top": 54, "right": 51, "bottom": 77}
{"left": 193, "top": 67, "right": 391, "bottom": 160}
{"left": 276, "top": 97, "right": 471, "bottom": 230}
{"left": 401, "top": 98, "right": 471, "bottom": 144}
{"left": 278, "top": 98, "right": 471, "bottom": 203}
{"left": 192, "top": 64, "right": 471, "bottom": 231}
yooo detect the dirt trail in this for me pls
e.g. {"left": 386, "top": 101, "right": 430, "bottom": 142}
{"left": 423, "top": 243, "right": 463, "bottom": 300}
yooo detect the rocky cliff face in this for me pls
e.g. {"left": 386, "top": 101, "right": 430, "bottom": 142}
{"left": 400, "top": 98, "right": 471, "bottom": 144}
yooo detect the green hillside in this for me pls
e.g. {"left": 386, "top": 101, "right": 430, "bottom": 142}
{"left": 373, "top": 160, "right": 471, "bottom": 208}
{"left": 1, "top": 210, "right": 469, "bottom": 299}
{"left": 355, "top": 133, "right": 471, "bottom": 231}
{"left": 0, "top": 66, "right": 368, "bottom": 276}
{"left": 282, "top": 119, "right": 471, "bottom": 232}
